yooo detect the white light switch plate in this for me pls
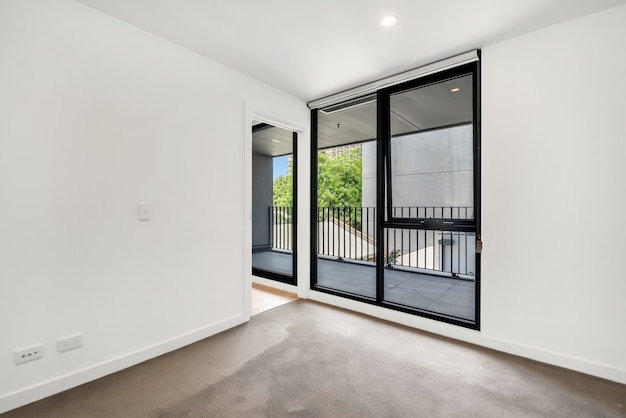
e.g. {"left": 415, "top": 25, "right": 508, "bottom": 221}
{"left": 138, "top": 203, "right": 151, "bottom": 221}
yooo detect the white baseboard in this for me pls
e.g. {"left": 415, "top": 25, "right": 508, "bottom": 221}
{"left": 477, "top": 335, "right": 626, "bottom": 385}
{"left": 4, "top": 295, "right": 624, "bottom": 415}
{"left": 0, "top": 314, "right": 248, "bottom": 414}
{"left": 308, "top": 291, "right": 626, "bottom": 385}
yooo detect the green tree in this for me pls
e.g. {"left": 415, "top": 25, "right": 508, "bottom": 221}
{"left": 272, "top": 147, "right": 363, "bottom": 228}
{"left": 317, "top": 148, "right": 362, "bottom": 228}
{"left": 317, "top": 150, "right": 362, "bottom": 209}
{"left": 272, "top": 173, "right": 292, "bottom": 207}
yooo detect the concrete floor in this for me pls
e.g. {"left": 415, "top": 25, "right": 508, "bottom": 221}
{"left": 253, "top": 250, "right": 475, "bottom": 321}
{"left": 252, "top": 250, "right": 293, "bottom": 276}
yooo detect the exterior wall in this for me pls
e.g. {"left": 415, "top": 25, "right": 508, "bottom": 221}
{"left": 361, "top": 141, "right": 377, "bottom": 209}
{"left": 251, "top": 153, "right": 273, "bottom": 249}
{"left": 362, "top": 124, "right": 473, "bottom": 209}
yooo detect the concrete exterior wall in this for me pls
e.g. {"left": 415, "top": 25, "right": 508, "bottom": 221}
{"left": 362, "top": 124, "right": 473, "bottom": 209}
{"left": 361, "top": 140, "right": 377, "bottom": 209}
{"left": 252, "top": 153, "right": 273, "bottom": 249}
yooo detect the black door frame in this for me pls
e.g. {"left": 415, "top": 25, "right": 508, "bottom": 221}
{"left": 252, "top": 127, "right": 297, "bottom": 286}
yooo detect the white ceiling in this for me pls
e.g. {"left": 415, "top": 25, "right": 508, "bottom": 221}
{"left": 76, "top": 0, "right": 626, "bottom": 102}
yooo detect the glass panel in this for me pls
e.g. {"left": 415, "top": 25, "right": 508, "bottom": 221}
{"left": 389, "top": 74, "right": 474, "bottom": 219}
{"left": 315, "top": 96, "right": 377, "bottom": 298}
{"left": 383, "top": 228, "right": 476, "bottom": 322}
{"left": 251, "top": 124, "right": 295, "bottom": 282}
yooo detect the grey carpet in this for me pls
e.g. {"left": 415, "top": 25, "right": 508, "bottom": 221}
{"left": 4, "top": 300, "right": 626, "bottom": 417}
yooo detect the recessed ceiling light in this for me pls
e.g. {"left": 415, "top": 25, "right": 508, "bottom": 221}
{"left": 381, "top": 16, "right": 397, "bottom": 27}
{"left": 450, "top": 88, "right": 460, "bottom": 93}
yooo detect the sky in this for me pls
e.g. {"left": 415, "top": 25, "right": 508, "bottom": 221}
{"left": 273, "top": 155, "right": 288, "bottom": 180}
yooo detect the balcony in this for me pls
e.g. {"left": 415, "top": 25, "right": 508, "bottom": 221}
{"left": 252, "top": 206, "right": 476, "bottom": 322}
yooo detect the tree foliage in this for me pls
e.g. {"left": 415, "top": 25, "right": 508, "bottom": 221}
{"left": 272, "top": 148, "right": 363, "bottom": 227}
{"left": 316, "top": 150, "right": 362, "bottom": 209}
{"left": 272, "top": 172, "right": 292, "bottom": 207}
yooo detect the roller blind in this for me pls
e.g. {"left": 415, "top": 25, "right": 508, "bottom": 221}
{"left": 307, "top": 50, "right": 479, "bottom": 110}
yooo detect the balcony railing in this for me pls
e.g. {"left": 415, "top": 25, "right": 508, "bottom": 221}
{"left": 270, "top": 206, "right": 293, "bottom": 251}
{"left": 317, "top": 206, "right": 475, "bottom": 279}
{"left": 317, "top": 206, "right": 377, "bottom": 262}
{"left": 383, "top": 228, "right": 476, "bottom": 279}
{"left": 270, "top": 205, "right": 476, "bottom": 279}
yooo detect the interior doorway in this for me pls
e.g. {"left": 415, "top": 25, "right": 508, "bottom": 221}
{"left": 251, "top": 122, "right": 297, "bottom": 285}
{"left": 251, "top": 283, "right": 298, "bottom": 316}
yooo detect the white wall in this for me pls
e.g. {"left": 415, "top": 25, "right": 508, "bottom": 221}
{"left": 0, "top": 0, "right": 308, "bottom": 413}
{"left": 311, "top": 4, "right": 626, "bottom": 385}
{"left": 480, "top": 4, "right": 626, "bottom": 381}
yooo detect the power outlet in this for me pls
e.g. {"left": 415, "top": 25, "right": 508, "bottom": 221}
{"left": 14, "top": 345, "right": 44, "bottom": 364}
{"left": 58, "top": 333, "right": 83, "bottom": 352}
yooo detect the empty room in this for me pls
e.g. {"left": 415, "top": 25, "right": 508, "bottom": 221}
{"left": 1, "top": 0, "right": 625, "bottom": 416}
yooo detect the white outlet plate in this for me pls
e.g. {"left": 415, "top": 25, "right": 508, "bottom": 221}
{"left": 58, "top": 333, "right": 83, "bottom": 352}
{"left": 14, "top": 345, "right": 44, "bottom": 364}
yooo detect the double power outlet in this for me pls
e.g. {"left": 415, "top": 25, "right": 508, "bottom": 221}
{"left": 14, "top": 333, "right": 83, "bottom": 364}
{"left": 58, "top": 333, "right": 83, "bottom": 352}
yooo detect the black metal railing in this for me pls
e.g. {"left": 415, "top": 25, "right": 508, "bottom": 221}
{"left": 390, "top": 206, "right": 474, "bottom": 220}
{"left": 270, "top": 206, "right": 293, "bottom": 251}
{"left": 317, "top": 207, "right": 376, "bottom": 262}
{"left": 383, "top": 228, "right": 476, "bottom": 277}
{"left": 314, "top": 206, "right": 476, "bottom": 278}
{"left": 269, "top": 205, "right": 476, "bottom": 277}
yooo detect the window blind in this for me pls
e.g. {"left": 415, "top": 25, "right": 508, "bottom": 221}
{"left": 307, "top": 50, "right": 479, "bottom": 110}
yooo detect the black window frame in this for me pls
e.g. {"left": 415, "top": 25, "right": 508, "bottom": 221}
{"left": 310, "top": 58, "right": 481, "bottom": 330}
{"left": 381, "top": 63, "right": 480, "bottom": 236}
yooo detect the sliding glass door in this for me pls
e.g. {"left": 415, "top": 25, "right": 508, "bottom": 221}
{"left": 311, "top": 61, "right": 480, "bottom": 328}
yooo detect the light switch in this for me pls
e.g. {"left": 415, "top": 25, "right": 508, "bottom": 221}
{"left": 138, "top": 203, "right": 151, "bottom": 221}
